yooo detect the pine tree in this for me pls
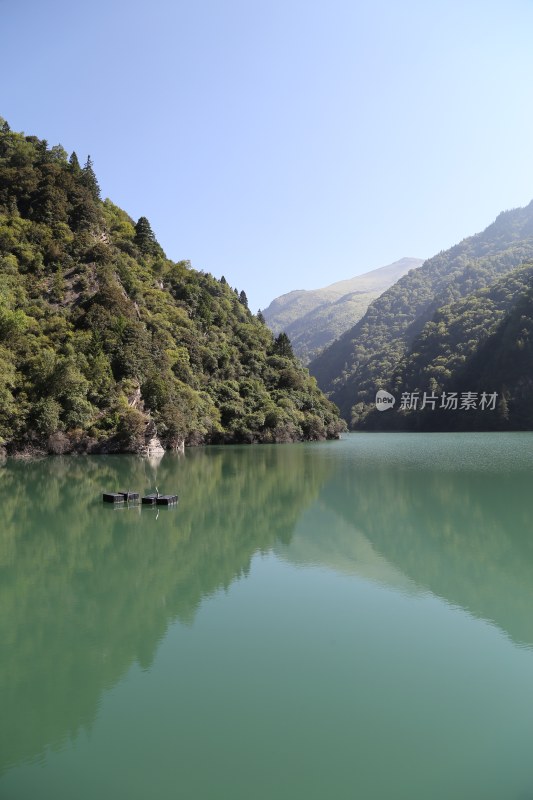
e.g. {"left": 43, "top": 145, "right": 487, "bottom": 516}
{"left": 257, "top": 310, "right": 265, "bottom": 324}
{"left": 69, "top": 151, "right": 81, "bottom": 174}
{"left": 36, "top": 140, "right": 49, "bottom": 163}
{"left": 239, "top": 290, "right": 248, "bottom": 308}
{"left": 220, "top": 275, "right": 227, "bottom": 285}
{"left": 82, "top": 155, "right": 101, "bottom": 201}
{"left": 134, "top": 216, "right": 162, "bottom": 256}
{"left": 273, "top": 332, "right": 293, "bottom": 358}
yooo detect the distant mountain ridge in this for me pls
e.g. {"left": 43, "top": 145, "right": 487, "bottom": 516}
{"left": 263, "top": 258, "right": 423, "bottom": 363}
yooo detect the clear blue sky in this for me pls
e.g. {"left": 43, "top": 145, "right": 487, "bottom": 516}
{"left": 3, "top": 0, "right": 533, "bottom": 311}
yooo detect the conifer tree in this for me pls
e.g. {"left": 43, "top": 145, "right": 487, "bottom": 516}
{"left": 273, "top": 332, "right": 293, "bottom": 358}
{"left": 239, "top": 290, "right": 248, "bottom": 308}
{"left": 36, "top": 140, "right": 49, "bottom": 162}
{"left": 82, "top": 155, "right": 101, "bottom": 201}
{"left": 257, "top": 310, "right": 265, "bottom": 324}
{"left": 134, "top": 216, "right": 162, "bottom": 256}
{"left": 69, "top": 151, "right": 81, "bottom": 174}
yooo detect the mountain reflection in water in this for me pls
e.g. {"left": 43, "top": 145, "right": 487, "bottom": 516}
{"left": 2, "top": 433, "right": 533, "bottom": 784}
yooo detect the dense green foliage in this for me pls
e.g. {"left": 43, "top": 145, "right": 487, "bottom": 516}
{"left": 0, "top": 120, "right": 344, "bottom": 453}
{"left": 309, "top": 203, "right": 533, "bottom": 425}
{"left": 264, "top": 258, "right": 422, "bottom": 364}
{"left": 391, "top": 262, "right": 533, "bottom": 393}
{"left": 357, "top": 262, "right": 533, "bottom": 430}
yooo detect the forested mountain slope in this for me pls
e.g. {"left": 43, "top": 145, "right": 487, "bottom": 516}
{"left": 391, "top": 261, "right": 533, "bottom": 394}
{"left": 0, "top": 119, "right": 344, "bottom": 454}
{"left": 356, "top": 261, "right": 533, "bottom": 430}
{"left": 310, "top": 202, "right": 533, "bottom": 421}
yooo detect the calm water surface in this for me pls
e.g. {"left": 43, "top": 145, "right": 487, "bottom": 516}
{"left": 1, "top": 433, "right": 533, "bottom": 800}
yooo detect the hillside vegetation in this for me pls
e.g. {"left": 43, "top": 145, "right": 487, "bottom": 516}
{"left": 355, "top": 261, "right": 533, "bottom": 430}
{"left": 263, "top": 258, "right": 422, "bottom": 363}
{"left": 0, "top": 119, "right": 344, "bottom": 454}
{"left": 309, "top": 202, "right": 533, "bottom": 427}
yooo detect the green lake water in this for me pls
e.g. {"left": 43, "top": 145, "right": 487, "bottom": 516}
{"left": 2, "top": 433, "right": 533, "bottom": 800}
